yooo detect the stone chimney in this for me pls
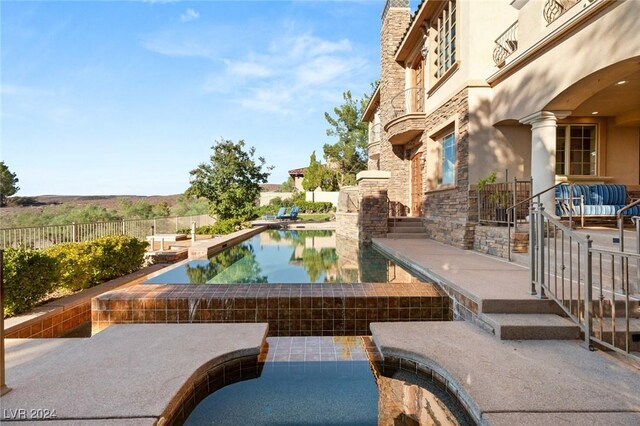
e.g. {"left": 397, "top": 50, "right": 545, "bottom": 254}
{"left": 379, "top": 0, "right": 411, "bottom": 208}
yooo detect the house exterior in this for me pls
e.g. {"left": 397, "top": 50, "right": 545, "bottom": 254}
{"left": 359, "top": 0, "right": 640, "bottom": 248}
{"left": 288, "top": 167, "right": 306, "bottom": 192}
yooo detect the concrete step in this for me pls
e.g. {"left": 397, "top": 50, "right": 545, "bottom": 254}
{"left": 481, "top": 313, "right": 581, "bottom": 340}
{"left": 480, "top": 298, "right": 565, "bottom": 315}
{"left": 388, "top": 220, "right": 423, "bottom": 227}
{"left": 387, "top": 232, "right": 427, "bottom": 239}
{"left": 388, "top": 226, "right": 425, "bottom": 234}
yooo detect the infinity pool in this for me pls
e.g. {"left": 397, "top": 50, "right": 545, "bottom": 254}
{"left": 145, "top": 229, "right": 422, "bottom": 284}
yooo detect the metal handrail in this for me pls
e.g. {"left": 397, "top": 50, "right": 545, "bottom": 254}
{"left": 386, "top": 196, "right": 396, "bottom": 231}
{"left": 506, "top": 180, "right": 563, "bottom": 261}
{"left": 530, "top": 203, "right": 639, "bottom": 362}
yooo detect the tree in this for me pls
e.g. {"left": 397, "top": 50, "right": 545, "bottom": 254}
{"left": 280, "top": 176, "right": 296, "bottom": 192}
{"left": 302, "top": 151, "right": 338, "bottom": 191}
{"left": 186, "top": 139, "right": 272, "bottom": 220}
{"left": 0, "top": 161, "right": 20, "bottom": 207}
{"left": 323, "top": 91, "right": 369, "bottom": 187}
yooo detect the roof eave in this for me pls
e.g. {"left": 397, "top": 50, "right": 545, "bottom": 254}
{"left": 361, "top": 85, "right": 381, "bottom": 122}
{"left": 395, "top": 0, "right": 440, "bottom": 63}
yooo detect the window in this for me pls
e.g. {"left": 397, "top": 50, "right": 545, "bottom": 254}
{"left": 439, "top": 132, "right": 456, "bottom": 186}
{"left": 436, "top": 0, "right": 456, "bottom": 78}
{"left": 555, "top": 125, "right": 597, "bottom": 176}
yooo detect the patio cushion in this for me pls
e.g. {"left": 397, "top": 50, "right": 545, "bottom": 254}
{"left": 573, "top": 184, "right": 593, "bottom": 204}
{"left": 590, "top": 184, "right": 627, "bottom": 206}
{"left": 555, "top": 184, "right": 631, "bottom": 217}
{"left": 574, "top": 205, "right": 625, "bottom": 216}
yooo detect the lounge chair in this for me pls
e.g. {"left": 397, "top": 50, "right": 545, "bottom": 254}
{"left": 263, "top": 207, "right": 286, "bottom": 220}
{"left": 281, "top": 206, "right": 299, "bottom": 221}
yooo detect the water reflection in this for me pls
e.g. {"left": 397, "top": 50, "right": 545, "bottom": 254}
{"left": 146, "top": 229, "right": 424, "bottom": 284}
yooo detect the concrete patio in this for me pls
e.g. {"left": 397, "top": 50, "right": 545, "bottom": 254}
{"left": 2, "top": 324, "right": 267, "bottom": 424}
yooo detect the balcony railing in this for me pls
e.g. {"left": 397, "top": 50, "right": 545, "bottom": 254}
{"left": 369, "top": 123, "right": 381, "bottom": 144}
{"left": 390, "top": 87, "right": 426, "bottom": 118}
{"left": 543, "top": 0, "right": 581, "bottom": 25}
{"left": 493, "top": 21, "right": 519, "bottom": 67}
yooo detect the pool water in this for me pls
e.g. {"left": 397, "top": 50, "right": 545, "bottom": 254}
{"left": 185, "top": 361, "right": 379, "bottom": 425}
{"left": 145, "top": 229, "right": 422, "bottom": 284}
{"left": 184, "top": 337, "right": 471, "bottom": 426}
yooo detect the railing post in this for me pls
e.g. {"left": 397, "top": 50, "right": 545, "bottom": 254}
{"left": 629, "top": 216, "right": 640, "bottom": 293}
{"left": 618, "top": 213, "right": 626, "bottom": 295}
{"left": 121, "top": 219, "right": 126, "bottom": 236}
{"left": 538, "top": 204, "right": 547, "bottom": 299}
{"left": 584, "top": 235, "right": 593, "bottom": 349}
{"left": 191, "top": 222, "right": 196, "bottom": 243}
{"left": 72, "top": 222, "right": 77, "bottom": 243}
{"left": 529, "top": 203, "right": 537, "bottom": 295}
{"left": 1, "top": 249, "right": 12, "bottom": 396}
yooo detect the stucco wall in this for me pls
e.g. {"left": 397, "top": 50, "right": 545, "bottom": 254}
{"left": 606, "top": 123, "right": 640, "bottom": 185}
{"left": 492, "top": 1, "right": 640, "bottom": 122}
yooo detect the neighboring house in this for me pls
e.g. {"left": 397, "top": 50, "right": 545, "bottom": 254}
{"left": 288, "top": 168, "right": 306, "bottom": 192}
{"left": 361, "top": 0, "right": 640, "bottom": 248}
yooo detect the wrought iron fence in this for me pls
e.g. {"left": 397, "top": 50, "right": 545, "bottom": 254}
{"left": 0, "top": 214, "right": 214, "bottom": 249}
{"left": 477, "top": 178, "right": 531, "bottom": 226}
{"left": 530, "top": 203, "right": 639, "bottom": 361}
{"left": 493, "top": 21, "right": 518, "bottom": 67}
{"left": 370, "top": 123, "right": 381, "bottom": 144}
{"left": 390, "top": 87, "right": 426, "bottom": 118}
{"left": 543, "top": 0, "right": 581, "bottom": 25}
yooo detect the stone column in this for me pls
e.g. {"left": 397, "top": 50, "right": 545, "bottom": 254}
{"left": 519, "top": 111, "right": 570, "bottom": 213}
{"left": 357, "top": 171, "right": 390, "bottom": 243}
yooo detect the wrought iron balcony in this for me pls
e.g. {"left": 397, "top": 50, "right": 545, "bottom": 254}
{"left": 390, "top": 87, "right": 426, "bottom": 118}
{"left": 543, "top": 0, "right": 581, "bottom": 25}
{"left": 369, "top": 123, "right": 381, "bottom": 144}
{"left": 493, "top": 21, "right": 519, "bottom": 67}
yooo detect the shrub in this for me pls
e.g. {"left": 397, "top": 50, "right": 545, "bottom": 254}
{"left": 44, "top": 242, "right": 95, "bottom": 291}
{"left": 90, "top": 236, "right": 148, "bottom": 281}
{"left": 44, "top": 235, "right": 147, "bottom": 292}
{"left": 188, "top": 218, "right": 246, "bottom": 235}
{"left": 3, "top": 247, "right": 59, "bottom": 317}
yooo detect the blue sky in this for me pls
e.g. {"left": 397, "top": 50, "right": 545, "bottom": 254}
{"left": 1, "top": 0, "right": 384, "bottom": 195}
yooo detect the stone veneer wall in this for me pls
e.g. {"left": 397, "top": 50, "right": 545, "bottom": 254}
{"left": 335, "top": 212, "right": 358, "bottom": 240}
{"left": 474, "top": 226, "right": 529, "bottom": 259}
{"left": 380, "top": 4, "right": 411, "bottom": 211}
{"left": 358, "top": 177, "right": 389, "bottom": 243}
{"left": 421, "top": 88, "right": 475, "bottom": 248}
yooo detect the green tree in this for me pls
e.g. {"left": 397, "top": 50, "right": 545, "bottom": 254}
{"left": 151, "top": 201, "right": 171, "bottom": 218}
{"left": 0, "top": 161, "right": 20, "bottom": 207}
{"left": 323, "top": 91, "right": 369, "bottom": 187}
{"left": 117, "top": 200, "right": 153, "bottom": 219}
{"left": 280, "top": 176, "right": 296, "bottom": 192}
{"left": 186, "top": 139, "right": 272, "bottom": 220}
{"left": 172, "top": 194, "right": 210, "bottom": 216}
{"left": 302, "top": 151, "right": 338, "bottom": 191}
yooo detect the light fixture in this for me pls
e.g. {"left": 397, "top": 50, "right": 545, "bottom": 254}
{"left": 615, "top": 80, "right": 628, "bottom": 85}
{"left": 591, "top": 111, "right": 599, "bottom": 115}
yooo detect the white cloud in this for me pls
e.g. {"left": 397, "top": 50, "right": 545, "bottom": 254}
{"left": 204, "top": 31, "right": 367, "bottom": 115}
{"left": 142, "top": 22, "right": 369, "bottom": 116}
{"left": 141, "top": 35, "right": 213, "bottom": 58}
{"left": 180, "top": 8, "right": 200, "bottom": 23}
